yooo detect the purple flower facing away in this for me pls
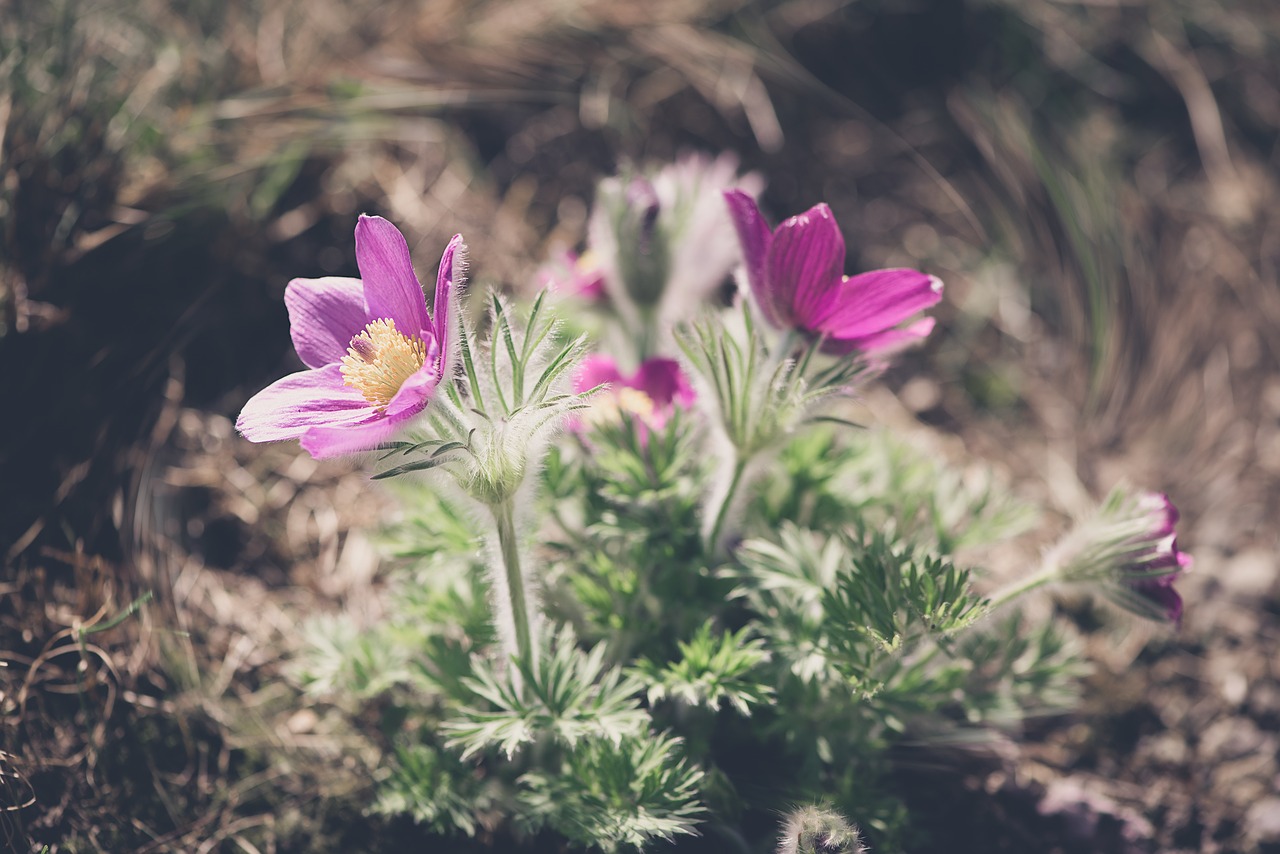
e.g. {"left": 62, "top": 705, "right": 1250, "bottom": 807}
{"left": 571, "top": 355, "right": 696, "bottom": 435}
{"left": 723, "top": 190, "right": 943, "bottom": 356}
{"left": 1119, "top": 492, "right": 1191, "bottom": 624}
{"left": 237, "top": 215, "right": 465, "bottom": 459}
{"left": 1051, "top": 488, "right": 1191, "bottom": 624}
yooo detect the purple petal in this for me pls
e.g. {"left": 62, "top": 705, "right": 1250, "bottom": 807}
{"left": 384, "top": 356, "right": 442, "bottom": 419}
{"left": 573, "top": 355, "right": 625, "bottom": 394}
{"left": 575, "top": 267, "right": 606, "bottom": 300}
{"left": 355, "top": 215, "right": 431, "bottom": 335}
{"left": 768, "top": 203, "right": 846, "bottom": 330}
{"left": 1130, "top": 577, "right": 1183, "bottom": 624}
{"left": 723, "top": 190, "right": 779, "bottom": 327}
{"left": 301, "top": 415, "right": 408, "bottom": 459}
{"left": 432, "top": 234, "right": 466, "bottom": 375}
{"left": 825, "top": 317, "right": 937, "bottom": 356}
{"left": 633, "top": 358, "right": 696, "bottom": 410}
{"left": 236, "top": 365, "right": 376, "bottom": 443}
{"left": 540, "top": 249, "right": 607, "bottom": 300}
{"left": 285, "top": 277, "right": 369, "bottom": 369}
{"left": 813, "top": 270, "right": 943, "bottom": 340}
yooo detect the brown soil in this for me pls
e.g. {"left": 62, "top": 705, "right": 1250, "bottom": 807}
{"left": 4, "top": 2, "right": 1279, "bottom": 852}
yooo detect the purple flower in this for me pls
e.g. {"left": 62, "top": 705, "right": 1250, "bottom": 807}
{"left": 237, "top": 215, "right": 464, "bottom": 459}
{"left": 723, "top": 190, "right": 942, "bottom": 355}
{"left": 537, "top": 247, "right": 606, "bottom": 300}
{"left": 1050, "top": 489, "right": 1191, "bottom": 625}
{"left": 572, "top": 356, "right": 696, "bottom": 435}
{"left": 1121, "top": 493, "right": 1191, "bottom": 624}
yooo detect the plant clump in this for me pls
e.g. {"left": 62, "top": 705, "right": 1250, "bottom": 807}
{"left": 239, "top": 157, "right": 1190, "bottom": 852}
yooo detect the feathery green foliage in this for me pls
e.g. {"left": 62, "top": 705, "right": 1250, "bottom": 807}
{"left": 633, "top": 622, "right": 773, "bottom": 716}
{"left": 272, "top": 150, "right": 1176, "bottom": 849}
{"left": 445, "top": 627, "right": 649, "bottom": 760}
{"left": 291, "top": 397, "right": 1090, "bottom": 849}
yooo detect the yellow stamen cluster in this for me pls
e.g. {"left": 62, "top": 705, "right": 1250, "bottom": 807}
{"left": 584, "top": 386, "right": 657, "bottom": 428}
{"left": 340, "top": 318, "right": 428, "bottom": 408}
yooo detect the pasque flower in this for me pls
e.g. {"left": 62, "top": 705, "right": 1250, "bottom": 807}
{"left": 537, "top": 247, "right": 606, "bottom": 300}
{"left": 723, "top": 190, "right": 942, "bottom": 355}
{"left": 1047, "top": 489, "right": 1191, "bottom": 624}
{"left": 237, "top": 215, "right": 464, "bottom": 459}
{"left": 1116, "top": 492, "right": 1191, "bottom": 624}
{"left": 572, "top": 356, "right": 696, "bottom": 433}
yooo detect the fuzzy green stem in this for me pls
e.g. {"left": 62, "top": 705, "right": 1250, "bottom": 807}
{"left": 985, "top": 563, "right": 1060, "bottom": 612}
{"left": 706, "top": 454, "right": 749, "bottom": 555}
{"left": 635, "top": 307, "right": 660, "bottom": 364}
{"left": 492, "top": 499, "right": 534, "bottom": 665}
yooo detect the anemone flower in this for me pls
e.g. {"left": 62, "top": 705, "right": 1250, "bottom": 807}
{"left": 1121, "top": 493, "right": 1191, "bottom": 624}
{"left": 572, "top": 355, "right": 696, "bottom": 435}
{"left": 1046, "top": 488, "right": 1191, "bottom": 625}
{"left": 237, "top": 215, "right": 464, "bottom": 459}
{"left": 537, "top": 247, "right": 606, "bottom": 300}
{"left": 723, "top": 190, "right": 942, "bottom": 355}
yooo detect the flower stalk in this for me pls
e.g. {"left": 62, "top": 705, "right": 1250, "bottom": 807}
{"left": 490, "top": 498, "right": 536, "bottom": 667}
{"left": 984, "top": 564, "right": 1061, "bottom": 613}
{"left": 705, "top": 453, "right": 748, "bottom": 555}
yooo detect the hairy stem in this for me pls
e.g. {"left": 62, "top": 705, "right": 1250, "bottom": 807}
{"left": 985, "top": 563, "right": 1060, "bottom": 612}
{"left": 491, "top": 498, "right": 535, "bottom": 666}
{"left": 706, "top": 454, "right": 748, "bottom": 556}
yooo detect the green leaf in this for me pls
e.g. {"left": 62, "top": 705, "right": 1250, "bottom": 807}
{"left": 444, "top": 626, "right": 650, "bottom": 760}
{"left": 372, "top": 742, "right": 502, "bottom": 837}
{"left": 633, "top": 622, "right": 773, "bottom": 716}
{"left": 518, "top": 733, "right": 705, "bottom": 852}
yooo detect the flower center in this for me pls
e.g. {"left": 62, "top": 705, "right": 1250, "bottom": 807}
{"left": 585, "top": 386, "right": 657, "bottom": 428}
{"left": 340, "top": 318, "right": 428, "bottom": 408}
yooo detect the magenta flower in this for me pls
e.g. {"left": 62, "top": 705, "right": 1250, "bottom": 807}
{"left": 537, "top": 247, "right": 606, "bottom": 300}
{"left": 572, "top": 356, "right": 696, "bottom": 434}
{"left": 1121, "top": 493, "right": 1191, "bottom": 624}
{"left": 1049, "top": 488, "right": 1191, "bottom": 625}
{"left": 237, "top": 215, "right": 464, "bottom": 459}
{"left": 723, "top": 190, "right": 942, "bottom": 355}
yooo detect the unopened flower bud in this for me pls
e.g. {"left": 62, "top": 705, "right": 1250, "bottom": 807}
{"left": 593, "top": 174, "right": 670, "bottom": 310}
{"left": 588, "top": 154, "right": 763, "bottom": 353}
{"left": 777, "top": 805, "right": 867, "bottom": 854}
{"left": 626, "top": 177, "right": 661, "bottom": 253}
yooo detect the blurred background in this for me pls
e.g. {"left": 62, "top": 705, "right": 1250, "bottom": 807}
{"left": 2, "top": 0, "right": 1278, "bottom": 851}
